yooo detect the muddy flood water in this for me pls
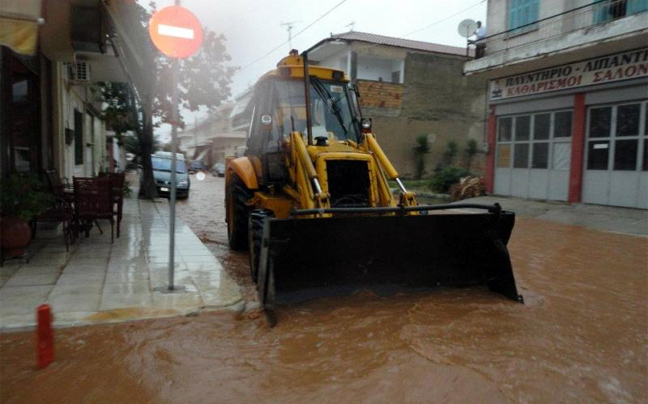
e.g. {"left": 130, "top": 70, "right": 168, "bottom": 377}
{"left": 1, "top": 176, "right": 646, "bottom": 404}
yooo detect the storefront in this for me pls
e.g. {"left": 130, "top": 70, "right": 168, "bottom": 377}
{"left": 486, "top": 47, "right": 648, "bottom": 209}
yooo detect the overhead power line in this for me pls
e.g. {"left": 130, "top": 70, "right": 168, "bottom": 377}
{"left": 403, "top": 0, "right": 487, "bottom": 37}
{"left": 239, "top": 0, "right": 349, "bottom": 72}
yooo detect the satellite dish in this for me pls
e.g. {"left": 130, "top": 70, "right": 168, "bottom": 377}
{"left": 458, "top": 19, "right": 478, "bottom": 38}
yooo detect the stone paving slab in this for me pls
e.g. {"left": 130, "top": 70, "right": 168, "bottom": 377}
{"left": 0, "top": 195, "right": 243, "bottom": 332}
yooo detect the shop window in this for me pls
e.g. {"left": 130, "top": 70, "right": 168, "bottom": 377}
{"left": 532, "top": 143, "right": 549, "bottom": 168}
{"left": 614, "top": 139, "right": 638, "bottom": 170}
{"left": 587, "top": 141, "right": 610, "bottom": 170}
{"left": 616, "top": 104, "right": 640, "bottom": 137}
{"left": 514, "top": 143, "right": 529, "bottom": 168}
{"left": 534, "top": 114, "right": 550, "bottom": 140}
{"left": 497, "top": 144, "right": 511, "bottom": 168}
{"left": 515, "top": 115, "right": 530, "bottom": 141}
{"left": 554, "top": 111, "right": 573, "bottom": 138}
{"left": 589, "top": 107, "right": 612, "bottom": 138}
{"left": 498, "top": 117, "right": 512, "bottom": 141}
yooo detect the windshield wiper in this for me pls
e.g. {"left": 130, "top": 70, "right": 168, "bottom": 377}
{"left": 309, "top": 76, "right": 348, "bottom": 137}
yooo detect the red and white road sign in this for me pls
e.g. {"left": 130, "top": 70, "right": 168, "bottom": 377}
{"left": 148, "top": 5, "right": 203, "bottom": 59}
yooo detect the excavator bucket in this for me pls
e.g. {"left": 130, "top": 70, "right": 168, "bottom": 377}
{"left": 257, "top": 204, "right": 523, "bottom": 326}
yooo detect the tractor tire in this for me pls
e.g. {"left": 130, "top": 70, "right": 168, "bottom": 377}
{"left": 226, "top": 174, "right": 252, "bottom": 250}
{"left": 248, "top": 210, "right": 273, "bottom": 283}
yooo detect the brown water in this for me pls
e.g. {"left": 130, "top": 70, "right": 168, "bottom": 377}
{"left": 1, "top": 176, "right": 646, "bottom": 404}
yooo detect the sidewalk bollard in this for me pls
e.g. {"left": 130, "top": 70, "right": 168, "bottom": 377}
{"left": 36, "top": 304, "right": 54, "bottom": 369}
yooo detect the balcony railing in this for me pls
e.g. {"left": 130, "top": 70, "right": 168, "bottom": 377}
{"left": 472, "top": 0, "right": 648, "bottom": 60}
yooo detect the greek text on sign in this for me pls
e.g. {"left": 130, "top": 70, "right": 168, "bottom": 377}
{"left": 490, "top": 48, "right": 648, "bottom": 101}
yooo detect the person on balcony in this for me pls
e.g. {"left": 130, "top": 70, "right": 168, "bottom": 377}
{"left": 473, "top": 21, "right": 486, "bottom": 59}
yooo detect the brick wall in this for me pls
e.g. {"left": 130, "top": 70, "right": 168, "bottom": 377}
{"left": 357, "top": 81, "right": 403, "bottom": 109}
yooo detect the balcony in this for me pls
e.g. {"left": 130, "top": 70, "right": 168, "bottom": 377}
{"left": 465, "top": 0, "right": 648, "bottom": 77}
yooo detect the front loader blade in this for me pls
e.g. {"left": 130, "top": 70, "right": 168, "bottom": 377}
{"left": 257, "top": 209, "right": 523, "bottom": 325}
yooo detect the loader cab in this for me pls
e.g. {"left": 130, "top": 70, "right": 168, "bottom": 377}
{"left": 246, "top": 74, "right": 363, "bottom": 187}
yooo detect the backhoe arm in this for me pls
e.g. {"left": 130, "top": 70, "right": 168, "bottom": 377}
{"left": 365, "top": 133, "right": 417, "bottom": 206}
{"left": 290, "top": 131, "right": 330, "bottom": 210}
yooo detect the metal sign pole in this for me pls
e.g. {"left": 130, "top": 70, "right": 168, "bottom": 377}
{"left": 168, "top": 56, "right": 179, "bottom": 291}
{"left": 148, "top": 0, "right": 199, "bottom": 292}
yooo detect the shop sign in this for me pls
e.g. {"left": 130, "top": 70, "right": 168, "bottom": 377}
{"left": 490, "top": 48, "right": 648, "bottom": 101}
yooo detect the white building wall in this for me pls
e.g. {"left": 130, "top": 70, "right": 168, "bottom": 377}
{"left": 318, "top": 52, "right": 348, "bottom": 71}
{"left": 52, "top": 61, "right": 106, "bottom": 181}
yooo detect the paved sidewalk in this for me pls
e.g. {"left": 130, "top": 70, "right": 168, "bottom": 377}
{"left": 461, "top": 195, "right": 648, "bottom": 237}
{"left": 0, "top": 195, "right": 243, "bottom": 331}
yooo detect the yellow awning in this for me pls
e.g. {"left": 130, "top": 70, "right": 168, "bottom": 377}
{"left": 0, "top": 0, "right": 42, "bottom": 55}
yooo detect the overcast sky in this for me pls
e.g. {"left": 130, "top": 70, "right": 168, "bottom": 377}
{"left": 151, "top": 0, "right": 487, "bottom": 140}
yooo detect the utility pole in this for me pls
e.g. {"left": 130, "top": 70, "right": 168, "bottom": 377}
{"left": 280, "top": 21, "right": 301, "bottom": 50}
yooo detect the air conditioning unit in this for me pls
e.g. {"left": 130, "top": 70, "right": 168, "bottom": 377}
{"left": 71, "top": 61, "right": 91, "bottom": 84}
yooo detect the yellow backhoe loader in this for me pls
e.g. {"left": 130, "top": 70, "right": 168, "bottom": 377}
{"left": 226, "top": 51, "right": 523, "bottom": 325}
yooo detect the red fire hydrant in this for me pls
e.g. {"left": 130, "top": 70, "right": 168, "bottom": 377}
{"left": 36, "top": 304, "right": 54, "bottom": 369}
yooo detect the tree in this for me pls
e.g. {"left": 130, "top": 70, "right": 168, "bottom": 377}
{"left": 464, "top": 139, "right": 479, "bottom": 172}
{"left": 413, "top": 135, "right": 430, "bottom": 180}
{"left": 100, "top": 1, "right": 236, "bottom": 199}
{"left": 443, "top": 140, "right": 458, "bottom": 167}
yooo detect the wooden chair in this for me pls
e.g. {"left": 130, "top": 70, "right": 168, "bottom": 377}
{"left": 73, "top": 177, "right": 115, "bottom": 243}
{"left": 31, "top": 197, "right": 75, "bottom": 251}
{"left": 44, "top": 169, "right": 73, "bottom": 203}
{"left": 99, "top": 172, "right": 125, "bottom": 238}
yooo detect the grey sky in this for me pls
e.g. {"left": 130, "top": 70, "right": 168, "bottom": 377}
{"left": 151, "top": 0, "right": 487, "bottom": 140}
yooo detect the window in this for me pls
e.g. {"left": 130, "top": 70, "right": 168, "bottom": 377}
{"left": 616, "top": 104, "right": 640, "bottom": 137}
{"left": 514, "top": 143, "right": 530, "bottom": 168}
{"left": 532, "top": 143, "right": 549, "bottom": 169}
{"left": 534, "top": 114, "right": 550, "bottom": 140}
{"left": 497, "top": 144, "right": 512, "bottom": 168}
{"left": 588, "top": 141, "right": 610, "bottom": 170}
{"left": 587, "top": 102, "right": 647, "bottom": 172}
{"left": 74, "top": 109, "right": 83, "bottom": 165}
{"left": 554, "top": 111, "right": 573, "bottom": 138}
{"left": 514, "top": 115, "right": 531, "bottom": 168}
{"left": 509, "top": 0, "right": 539, "bottom": 31}
{"left": 614, "top": 139, "right": 638, "bottom": 170}
{"left": 497, "top": 110, "right": 572, "bottom": 171}
{"left": 515, "top": 115, "right": 531, "bottom": 141}
{"left": 589, "top": 107, "right": 611, "bottom": 138}
{"left": 498, "top": 117, "right": 512, "bottom": 141}
{"left": 594, "top": 0, "right": 648, "bottom": 24}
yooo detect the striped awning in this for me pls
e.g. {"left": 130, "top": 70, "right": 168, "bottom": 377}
{"left": 0, "top": 0, "right": 42, "bottom": 55}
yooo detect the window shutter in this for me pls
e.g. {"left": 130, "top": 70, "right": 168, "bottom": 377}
{"left": 509, "top": 0, "right": 540, "bottom": 30}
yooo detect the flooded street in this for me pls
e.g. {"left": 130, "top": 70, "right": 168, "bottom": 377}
{"left": 1, "top": 175, "right": 646, "bottom": 404}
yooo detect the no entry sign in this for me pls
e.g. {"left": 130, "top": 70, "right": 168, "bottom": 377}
{"left": 149, "top": 5, "right": 203, "bottom": 59}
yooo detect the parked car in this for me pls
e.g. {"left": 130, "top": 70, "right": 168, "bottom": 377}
{"left": 211, "top": 163, "right": 226, "bottom": 177}
{"left": 188, "top": 160, "right": 207, "bottom": 174}
{"left": 151, "top": 152, "right": 190, "bottom": 199}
